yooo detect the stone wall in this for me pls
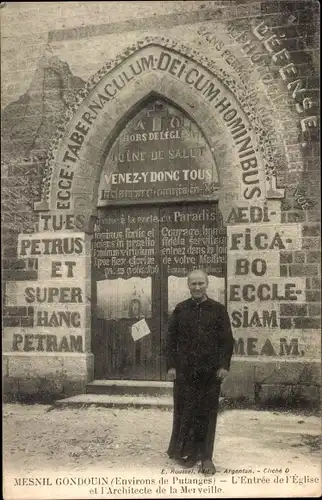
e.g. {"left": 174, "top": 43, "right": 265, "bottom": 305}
{"left": 1, "top": 1, "right": 320, "bottom": 404}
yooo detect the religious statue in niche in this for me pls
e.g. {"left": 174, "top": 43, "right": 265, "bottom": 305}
{"left": 96, "top": 277, "right": 152, "bottom": 320}
{"left": 129, "top": 297, "right": 144, "bottom": 319}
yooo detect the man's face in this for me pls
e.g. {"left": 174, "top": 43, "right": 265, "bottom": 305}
{"left": 188, "top": 272, "right": 208, "bottom": 300}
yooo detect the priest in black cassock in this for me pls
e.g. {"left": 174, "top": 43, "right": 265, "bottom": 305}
{"left": 166, "top": 269, "right": 234, "bottom": 475}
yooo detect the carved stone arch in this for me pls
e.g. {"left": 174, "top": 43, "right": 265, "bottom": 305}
{"left": 90, "top": 89, "right": 224, "bottom": 213}
{"left": 34, "top": 42, "right": 279, "bottom": 227}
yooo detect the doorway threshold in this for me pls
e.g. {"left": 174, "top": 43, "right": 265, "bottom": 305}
{"left": 53, "top": 393, "right": 173, "bottom": 410}
{"left": 86, "top": 379, "right": 173, "bottom": 397}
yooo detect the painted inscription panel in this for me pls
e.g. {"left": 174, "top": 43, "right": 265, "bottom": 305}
{"left": 97, "top": 99, "right": 219, "bottom": 204}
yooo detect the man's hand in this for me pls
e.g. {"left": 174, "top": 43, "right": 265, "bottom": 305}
{"left": 216, "top": 368, "right": 229, "bottom": 381}
{"left": 167, "top": 368, "right": 176, "bottom": 380}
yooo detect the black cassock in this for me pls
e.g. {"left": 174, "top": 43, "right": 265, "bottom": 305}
{"left": 166, "top": 297, "right": 234, "bottom": 461}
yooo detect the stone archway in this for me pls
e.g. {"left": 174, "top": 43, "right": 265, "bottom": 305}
{"left": 34, "top": 41, "right": 282, "bottom": 226}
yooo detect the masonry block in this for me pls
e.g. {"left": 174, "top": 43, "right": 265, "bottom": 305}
{"left": 221, "top": 359, "right": 255, "bottom": 401}
{"left": 62, "top": 353, "right": 94, "bottom": 381}
{"left": 307, "top": 210, "right": 320, "bottom": 223}
{"left": 61, "top": 379, "right": 86, "bottom": 396}
{"left": 280, "top": 303, "right": 307, "bottom": 316}
{"left": 311, "top": 278, "right": 321, "bottom": 289}
{"left": 294, "top": 251, "right": 305, "bottom": 263}
{"left": 293, "top": 317, "right": 321, "bottom": 329}
{"left": 280, "top": 252, "right": 293, "bottom": 264}
{"left": 280, "top": 317, "right": 292, "bottom": 329}
{"left": 3, "top": 377, "right": 20, "bottom": 396}
{"left": 4, "top": 352, "right": 94, "bottom": 398}
{"left": 290, "top": 264, "right": 319, "bottom": 277}
{"left": 309, "top": 303, "right": 321, "bottom": 316}
{"left": 7, "top": 354, "right": 63, "bottom": 378}
{"left": 302, "top": 238, "right": 320, "bottom": 249}
{"left": 254, "top": 360, "right": 321, "bottom": 386}
{"left": 257, "top": 384, "right": 320, "bottom": 405}
{"left": 306, "top": 290, "right": 321, "bottom": 302}
{"left": 299, "top": 385, "right": 322, "bottom": 402}
{"left": 2, "top": 357, "right": 9, "bottom": 378}
{"left": 303, "top": 224, "right": 321, "bottom": 237}
{"left": 307, "top": 251, "right": 321, "bottom": 263}
{"left": 287, "top": 211, "right": 306, "bottom": 223}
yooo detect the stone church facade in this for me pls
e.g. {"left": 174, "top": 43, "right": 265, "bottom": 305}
{"left": 1, "top": 1, "right": 320, "bottom": 404}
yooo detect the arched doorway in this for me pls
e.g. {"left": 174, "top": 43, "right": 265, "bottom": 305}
{"left": 91, "top": 96, "right": 227, "bottom": 380}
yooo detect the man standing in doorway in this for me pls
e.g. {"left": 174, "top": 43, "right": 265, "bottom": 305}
{"left": 166, "top": 270, "right": 234, "bottom": 474}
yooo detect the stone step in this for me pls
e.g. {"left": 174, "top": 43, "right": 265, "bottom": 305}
{"left": 86, "top": 379, "right": 173, "bottom": 396}
{"left": 53, "top": 393, "right": 173, "bottom": 410}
